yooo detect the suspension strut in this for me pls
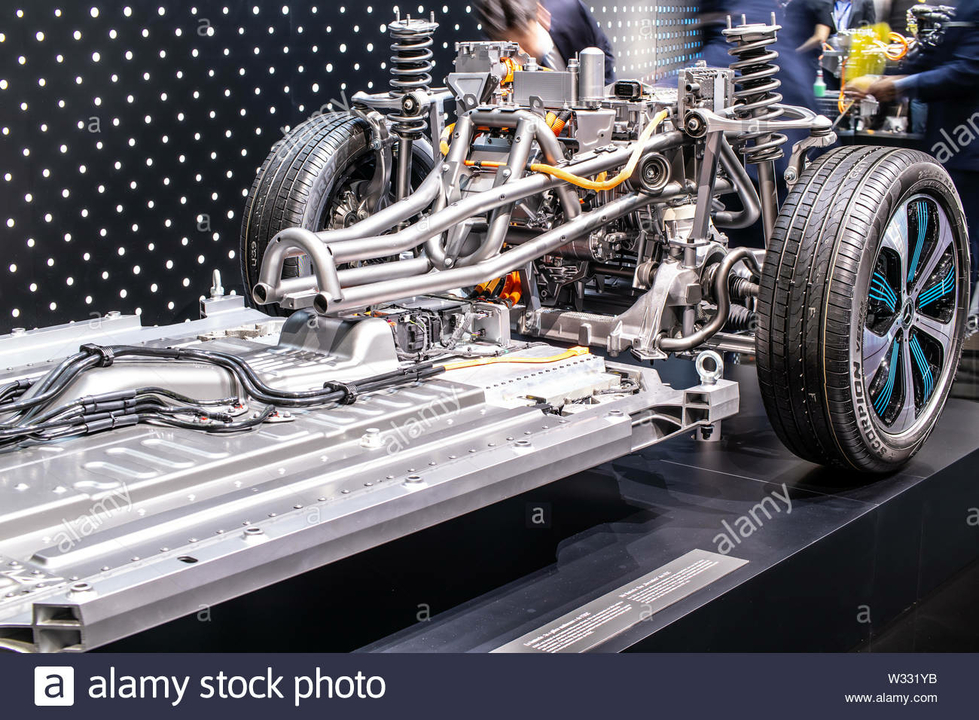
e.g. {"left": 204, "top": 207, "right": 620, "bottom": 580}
{"left": 388, "top": 11, "right": 438, "bottom": 201}
{"left": 723, "top": 14, "right": 787, "bottom": 242}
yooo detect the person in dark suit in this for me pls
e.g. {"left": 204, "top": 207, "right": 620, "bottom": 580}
{"left": 852, "top": 0, "right": 979, "bottom": 298}
{"left": 822, "top": 0, "right": 876, "bottom": 33}
{"left": 475, "top": 0, "right": 617, "bottom": 85}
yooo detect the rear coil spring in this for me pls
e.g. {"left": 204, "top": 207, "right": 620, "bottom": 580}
{"left": 389, "top": 17, "right": 438, "bottom": 140}
{"left": 723, "top": 21, "right": 787, "bottom": 164}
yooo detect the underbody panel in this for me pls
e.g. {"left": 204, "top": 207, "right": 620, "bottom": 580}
{"left": 0, "top": 303, "right": 737, "bottom": 652}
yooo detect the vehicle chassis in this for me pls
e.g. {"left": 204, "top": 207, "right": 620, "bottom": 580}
{"left": 0, "top": 17, "right": 846, "bottom": 652}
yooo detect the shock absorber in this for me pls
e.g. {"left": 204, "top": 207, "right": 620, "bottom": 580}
{"left": 723, "top": 14, "right": 786, "bottom": 241}
{"left": 388, "top": 11, "right": 439, "bottom": 200}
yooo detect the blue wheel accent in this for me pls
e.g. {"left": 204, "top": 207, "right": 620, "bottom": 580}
{"left": 917, "top": 269, "right": 955, "bottom": 308}
{"left": 909, "top": 334, "right": 934, "bottom": 403}
{"left": 907, "top": 201, "right": 928, "bottom": 282}
{"left": 870, "top": 271, "right": 898, "bottom": 311}
{"left": 873, "top": 341, "right": 901, "bottom": 417}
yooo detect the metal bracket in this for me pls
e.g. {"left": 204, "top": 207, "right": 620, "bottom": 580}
{"left": 784, "top": 130, "right": 838, "bottom": 187}
{"left": 686, "top": 104, "right": 833, "bottom": 137}
{"left": 350, "top": 107, "right": 393, "bottom": 214}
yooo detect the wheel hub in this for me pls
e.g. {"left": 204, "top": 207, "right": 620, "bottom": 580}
{"left": 900, "top": 299, "right": 915, "bottom": 328}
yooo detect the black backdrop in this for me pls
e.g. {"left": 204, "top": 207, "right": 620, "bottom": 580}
{"left": 0, "top": 1, "right": 699, "bottom": 333}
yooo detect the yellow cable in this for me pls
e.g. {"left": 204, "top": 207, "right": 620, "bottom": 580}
{"left": 440, "top": 110, "right": 668, "bottom": 189}
{"left": 528, "top": 110, "right": 668, "bottom": 192}
{"left": 440, "top": 346, "right": 590, "bottom": 371}
{"left": 439, "top": 122, "right": 455, "bottom": 156}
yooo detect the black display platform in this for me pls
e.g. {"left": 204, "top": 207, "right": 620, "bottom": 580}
{"left": 103, "top": 360, "right": 979, "bottom": 653}
{"left": 361, "top": 361, "right": 979, "bottom": 653}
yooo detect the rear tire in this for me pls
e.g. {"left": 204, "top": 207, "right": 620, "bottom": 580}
{"left": 756, "top": 146, "right": 970, "bottom": 472}
{"left": 240, "top": 112, "right": 432, "bottom": 315}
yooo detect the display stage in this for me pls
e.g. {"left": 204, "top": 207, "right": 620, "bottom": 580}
{"left": 103, "top": 361, "right": 979, "bottom": 653}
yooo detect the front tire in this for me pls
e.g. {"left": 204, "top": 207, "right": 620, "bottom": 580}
{"left": 756, "top": 146, "right": 970, "bottom": 472}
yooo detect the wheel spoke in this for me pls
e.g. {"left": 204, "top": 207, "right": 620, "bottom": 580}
{"left": 891, "top": 338, "right": 917, "bottom": 431}
{"left": 914, "top": 313, "right": 955, "bottom": 351}
{"left": 863, "top": 319, "right": 898, "bottom": 379}
{"left": 906, "top": 199, "right": 929, "bottom": 286}
{"left": 871, "top": 338, "right": 901, "bottom": 418}
{"left": 912, "top": 214, "right": 954, "bottom": 300}
{"left": 909, "top": 333, "right": 935, "bottom": 404}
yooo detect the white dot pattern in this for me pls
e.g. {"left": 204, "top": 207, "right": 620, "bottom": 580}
{"left": 0, "top": 2, "right": 478, "bottom": 330}
{"left": 588, "top": 4, "right": 702, "bottom": 82}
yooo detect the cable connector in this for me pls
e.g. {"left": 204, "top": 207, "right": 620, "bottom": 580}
{"left": 80, "top": 344, "right": 115, "bottom": 367}
{"left": 323, "top": 381, "right": 359, "bottom": 405}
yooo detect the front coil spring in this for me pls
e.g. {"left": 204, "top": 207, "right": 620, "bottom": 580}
{"left": 389, "top": 17, "right": 438, "bottom": 140}
{"left": 723, "top": 20, "right": 787, "bottom": 164}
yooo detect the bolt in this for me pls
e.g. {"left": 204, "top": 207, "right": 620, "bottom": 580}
{"left": 361, "top": 427, "right": 383, "bottom": 449}
{"left": 210, "top": 269, "right": 224, "bottom": 298}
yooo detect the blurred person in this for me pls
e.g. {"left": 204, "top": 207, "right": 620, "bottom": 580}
{"left": 886, "top": 0, "right": 919, "bottom": 36}
{"left": 794, "top": 0, "right": 832, "bottom": 54}
{"left": 474, "top": 0, "right": 616, "bottom": 84}
{"left": 796, "top": 0, "right": 876, "bottom": 52}
{"left": 826, "top": 0, "right": 877, "bottom": 32}
{"left": 851, "top": 0, "right": 979, "bottom": 298}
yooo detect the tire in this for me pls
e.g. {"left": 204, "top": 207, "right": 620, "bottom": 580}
{"left": 240, "top": 112, "right": 433, "bottom": 314}
{"left": 756, "top": 146, "right": 970, "bottom": 472}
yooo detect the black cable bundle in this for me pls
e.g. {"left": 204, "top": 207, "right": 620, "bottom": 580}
{"left": 0, "top": 344, "right": 444, "bottom": 449}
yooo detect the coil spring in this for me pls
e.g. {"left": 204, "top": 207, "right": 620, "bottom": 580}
{"left": 389, "top": 17, "right": 438, "bottom": 140}
{"left": 723, "top": 20, "right": 787, "bottom": 164}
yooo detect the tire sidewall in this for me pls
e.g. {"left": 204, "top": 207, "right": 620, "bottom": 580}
{"left": 299, "top": 125, "right": 370, "bottom": 235}
{"left": 845, "top": 158, "right": 969, "bottom": 466}
{"left": 242, "top": 115, "right": 370, "bottom": 294}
